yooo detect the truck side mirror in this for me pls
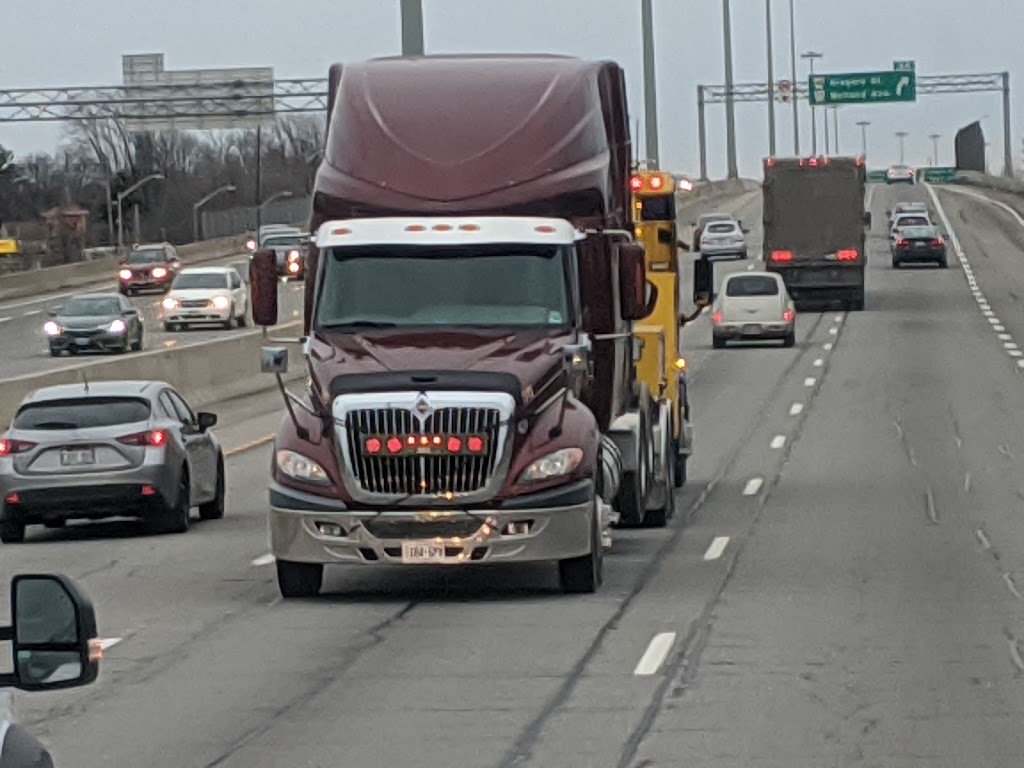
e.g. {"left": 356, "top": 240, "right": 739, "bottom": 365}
{"left": 863, "top": 211, "right": 872, "bottom": 228}
{"left": 0, "top": 574, "right": 100, "bottom": 692}
{"left": 261, "top": 346, "right": 289, "bottom": 375}
{"left": 693, "top": 257, "right": 713, "bottom": 305}
{"left": 250, "top": 249, "right": 279, "bottom": 327}
{"left": 618, "top": 243, "right": 651, "bottom": 321}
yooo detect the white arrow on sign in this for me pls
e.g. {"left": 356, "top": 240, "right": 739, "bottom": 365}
{"left": 896, "top": 76, "right": 910, "bottom": 96}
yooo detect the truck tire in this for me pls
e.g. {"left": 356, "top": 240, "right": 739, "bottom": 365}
{"left": 277, "top": 560, "right": 323, "bottom": 598}
{"left": 712, "top": 335, "right": 726, "bottom": 349}
{"left": 674, "top": 452, "right": 688, "bottom": 487}
{"left": 558, "top": 499, "right": 603, "bottom": 594}
{"left": 614, "top": 391, "right": 652, "bottom": 527}
{"left": 642, "top": 448, "right": 675, "bottom": 528}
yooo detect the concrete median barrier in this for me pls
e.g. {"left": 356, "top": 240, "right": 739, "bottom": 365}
{"left": 0, "top": 234, "right": 252, "bottom": 304}
{"left": 0, "top": 321, "right": 304, "bottom": 425}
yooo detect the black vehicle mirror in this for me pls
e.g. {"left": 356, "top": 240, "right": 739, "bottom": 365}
{"left": 0, "top": 574, "right": 100, "bottom": 692}
{"left": 676, "top": 239, "right": 691, "bottom": 252}
{"left": 250, "top": 249, "right": 279, "bottom": 327}
{"left": 196, "top": 412, "right": 217, "bottom": 431}
{"left": 618, "top": 243, "right": 650, "bottom": 321}
{"left": 863, "top": 211, "right": 872, "bottom": 228}
{"left": 46, "top": 307, "right": 59, "bottom": 317}
{"left": 742, "top": 228, "right": 751, "bottom": 234}
{"left": 121, "top": 308, "right": 138, "bottom": 316}
{"left": 643, "top": 280, "right": 659, "bottom": 317}
{"left": 692, "top": 257, "right": 713, "bottom": 305}
{"left": 884, "top": 209, "right": 891, "bottom": 218}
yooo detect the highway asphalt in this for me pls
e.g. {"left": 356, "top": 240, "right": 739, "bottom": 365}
{"left": 0, "top": 254, "right": 305, "bottom": 380}
{"left": 6, "top": 181, "right": 1024, "bottom": 766}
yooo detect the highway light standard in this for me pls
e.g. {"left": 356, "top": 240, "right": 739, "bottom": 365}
{"left": 929, "top": 133, "right": 941, "bottom": 166}
{"left": 801, "top": 51, "right": 823, "bottom": 155}
{"left": 192, "top": 184, "right": 237, "bottom": 242}
{"left": 895, "top": 131, "right": 909, "bottom": 164}
{"left": 764, "top": 0, "right": 776, "bottom": 156}
{"left": 787, "top": 0, "right": 800, "bottom": 154}
{"left": 722, "top": 0, "right": 738, "bottom": 178}
{"left": 116, "top": 173, "right": 164, "bottom": 254}
{"left": 856, "top": 120, "right": 871, "bottom": 160}
{"left": 259, "top": 190, "right": 294, "bottom": 217}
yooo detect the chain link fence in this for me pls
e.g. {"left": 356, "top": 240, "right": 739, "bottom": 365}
{"left": 200, "top": 196, "right": 312, "bottom": 239}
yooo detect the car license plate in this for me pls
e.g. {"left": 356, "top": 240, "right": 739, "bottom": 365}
{"left": 742, "top": 324, "right": 762, "bottom": 335}
{"left": 60, "top": 448, "right": 95, "bottom": 466}
{"left": 916, "top": 242, "right": 926, "bottom": 248}
{"left": 75, "top": 337, "right": 91, "bottom": 346}
{"left": 401, "top": 540, "right": 447, "bottom": 563}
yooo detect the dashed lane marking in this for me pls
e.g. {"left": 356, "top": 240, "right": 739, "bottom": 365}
{"left": 251, "top": 553, "right": 276, "bottom": 567}
{"left": 770, "top": 434, "right": 786, "bottom": 449}
{"left": 703, "top": 536, "right": 730, "bottom": 561}
{"left": 812, "top": 358, "right": 823, "bottom": 367}
{"left": 828, "top": 327, "right": 838, "bottom": 335}
{"left": 743, "top": 477, "right": 764, "bottom": 496}
{"left": 789, "top": 402, "right": 804, "bottom": 416}
{"left": 823, "top": 342, "right": 833, "bottom": 351}
{"left": 803, "top": 377, "right": 816, "bottom": 387}
{"left": 633, "top": 632, "right": 677, "bottom": 676}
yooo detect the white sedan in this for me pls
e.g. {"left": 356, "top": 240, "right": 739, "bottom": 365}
{"left": 711, "top": 271, "right": 796, "bottom": 348}
{"left": 161, "top": 267, "right": 249, "bottom": 331}
{"left": 886, "top": 165, "right": 916, "bottom": 184}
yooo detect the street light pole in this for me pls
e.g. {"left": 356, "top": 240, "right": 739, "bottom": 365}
{"left": 192, "top": 184, "right": 237, "bottom": 242}
{"left": 765, "top": 0, "right": 776, "bottom": 156}
{"left": 116, "top": 173, "right": 164, "bottom": 253}
{"left": 259, "top": 190, "right": 294, "bottom": 215}
{"left": 856, "top": 120, "right": 870, "bottom": 159}
{"left": 723, "top": 0, "right": 739, "bottom": 178}
{"left": 895, "top": 131, "right": 909, "bottom": 164}
{"left": 788, "top": 0, "right": 800, "bottom": 155}
{"left": 929, "top": 133, "right": 941, "bottom": 166}
{"left": 833, "top": 107, "right": 840, "bottom": 154}
{"left": 641, "top": 0, "right": 660, "bottom": 166}
{"left": 801, "top": 51, "right": 823, "bottom": 155}
{"left": 400, "top": 0, "right": 425, "bottom": 56}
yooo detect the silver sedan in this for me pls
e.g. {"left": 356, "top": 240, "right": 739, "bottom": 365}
{"left": 0, "top": 380, "right": 225, "bottom": 543}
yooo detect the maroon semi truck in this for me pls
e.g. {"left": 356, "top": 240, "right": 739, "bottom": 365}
{"left": 250, "top": 54, "right": 690, "bottom": 598}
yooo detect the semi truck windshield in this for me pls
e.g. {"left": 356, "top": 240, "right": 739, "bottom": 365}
{"left": 316, "top": 244, "right": 571, "bottom": 329}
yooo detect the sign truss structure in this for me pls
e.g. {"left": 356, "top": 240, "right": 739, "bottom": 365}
{"left": 695, "top": 71, "right": 1012, "bottom": 179}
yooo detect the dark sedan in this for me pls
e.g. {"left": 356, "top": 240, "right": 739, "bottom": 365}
{"left": 43, "top": 294, "right": 144, "bottom": 356}
{"left": 891, "top": 225, "right": 948, "bottom": 268}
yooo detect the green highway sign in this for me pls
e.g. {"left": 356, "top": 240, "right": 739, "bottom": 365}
{"left": 808, "top": 70, "right": 917, "bottom": 106}
{"left": 920, "top": 167, "right": 958, "bottom": 183}
{"left": 866, "top": 170, "right": 888, "bottom": 183}
{"left": 894, "top": 60, "right": 915, "bottom": 71}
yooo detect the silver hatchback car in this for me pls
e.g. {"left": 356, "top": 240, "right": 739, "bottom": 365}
{"left": 712, "top": 271, "right": 796, "bottom": 348}
{"left": 0, "top": 381, "right": 225, "bottom": 543}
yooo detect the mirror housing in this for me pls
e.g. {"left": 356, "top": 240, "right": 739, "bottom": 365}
{"left": 250, "top": 249, "right": 279, "bottom": 326}
{"left": 262, "top": 346, "right": 289, "bottom": 375}
{"left": 0, "top": 574, "right": 100, "bottom": 692}
{"left": 863, "top": 211, "right": 872, "bottom": 228}
{"left": 196, "top": 412, "right": 217, "bottom": 431}
{"left": 121, "top": 308, "right": 138, "bottom": 316}
{"left": 562, "top": 338, "right": 593, "bottom": 381}
{"left": 618, "top": 243, "right": 650, "bottom": 321}
{"left": 692, "top": 257, "right": 713, "bottom": 306}
{"left": 46, "top": 308, "right": 59, "bottom": 317}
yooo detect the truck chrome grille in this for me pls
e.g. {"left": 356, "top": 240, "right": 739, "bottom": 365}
{"left": 344, "top": 406, "right": 503, "bottom": 495}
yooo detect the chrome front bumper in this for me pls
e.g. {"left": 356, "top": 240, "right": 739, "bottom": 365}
{"left": 269, "top": 479, "right": 595, "bottom": 566}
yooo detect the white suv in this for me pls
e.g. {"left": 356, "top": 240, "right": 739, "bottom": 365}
{"left": 161, "top": 266, "right": 248, "bottom": 331}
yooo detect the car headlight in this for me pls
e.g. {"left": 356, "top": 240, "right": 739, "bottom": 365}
{"left": 162, "top": 296, "right": 178, "bottom": 310}
{"left": 246, "top": 239, "right": 256, "bottom": 250}
{"left": 212, "top": 295, "right": 231, "bottom": 310}
{"left": 118, "top": 269, "right": 132, "bottom": 280}
{"left": 518, "top": 447, "right": 584, "bottom": 484}
{"left": 287, "top": 250, "right": 300, "bottom": 261}
{"left": 152, "top": 267, "right": 167, "bottom": 278}
{"left": 276, "top": 450, "right": 330, "bottom": 484}
{"left": 43, "top": 320, "right": 61, "bottom": 336}
{"left": 108, "top": 319, "right": 126, "bottom": 334}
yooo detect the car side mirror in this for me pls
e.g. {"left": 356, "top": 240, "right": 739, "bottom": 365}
{"left": 121, "top": 308, "right": 138, "bottom": 316}
{"left": 884, "top": 209, "right": 891, "bottom": 218}
{"left": 742, "top": 228, "right": 751, "bottom": 234}
{"left": 0, "top": 574, "right": 100, "bottom": 692}
{"left": 196, "top": 412, "right": 217, "bottom": 432}
{"left": 863, "top": 212, "right": 872, "bottom": 228}
{"left": 693, "top": 257, "right": 713, "bottom": 305}
{"left": 46, "top": 308, "right": 59, "bottom": 317}
{"left": 250, "top": 249, "right": 279, "bottom": 326}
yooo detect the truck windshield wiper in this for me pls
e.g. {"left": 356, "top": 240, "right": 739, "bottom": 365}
{"left": 320, "top": 321, "right": 398, "bottom": 329}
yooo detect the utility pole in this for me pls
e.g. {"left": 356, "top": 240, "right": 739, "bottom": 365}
{"left": 801, "top": 51, "right": 823, "bottom": 155}
{"left": 857, "top": 120, "right": 870, "bottom": 159}
{"left": 765, "top": 0, "right": 776, "bottom": 156}
{"left": 788, "top": 0, "right": 799, "bottom": 155}
{"left": 833, "top": 108, "right": 839, "bottom": 154}
{"left": 641, "top": 0, "right": 660, "bottom": 166}
{"left": 895, "top": 131, "right": 909, "bottom": 164}
{"left": 400, "top": 0, "right": 425, "bottom": 56}
{"left": 929, "top": 133, "right": 941, "bottom": 165}
{"left": 723, "top": 0, "right": 738, "bottom": 178}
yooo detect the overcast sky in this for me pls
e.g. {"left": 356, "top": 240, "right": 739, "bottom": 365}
{"left": 1, "top": 0, "right": 1020, "bottom": 178}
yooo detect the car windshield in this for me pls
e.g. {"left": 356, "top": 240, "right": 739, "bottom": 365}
{"left": 263, "top": 235, "right": 306, "bottom": 248}
{"left": 900, "top": 226, "right": 938, "bottom": 238}
{"left": 891, "top": 165, "right": 910, "bottom": 172}
{"left": 173, "top": 272, "right": 228, "bottom": 290}
{"left": 897, "top": 204, "right": 926, "bottom": 213}
{"left": 895, "top": 216, "right": 929, "bottom": 227}
{"left": 707, "top": 223, "right": 738, "bottom": 234}
{"left": 61, "top": 297, "right": 121, "bottom": 316}
{"left": 316, "top": 244, "right": 571, "bottom": 329}
{"left": 13, "top": 397, "right": 151, "bottom": 430}
{"left": 125, "top": 249, "right": 166, "bottom": 264}
{"left": 725, "top": 275, "right": 779, "bottom": 297}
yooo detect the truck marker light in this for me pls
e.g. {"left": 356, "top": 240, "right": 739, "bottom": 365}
{"left": 629, "top": 175, "right": 645, "bottom": 191}
{"left": 432, "top": 224, "right": 453, "bottom": 231}
{"left": 458, "top": 224, "right": 480, "bottom": 231}
{"left": 365, "top": 437, "right": 382, "bottom": 454}
{"left": 432, "top": 435, "right": 442, "bottom": 446}
{"left": 447, "top": 437, "right": 463, "bottom": 453}
{"left": 420, "top": 436, "right": 430, "bottom": 446}
{"left": 405, "top": 224, "right": 427, "bottom": 232}
{"left": 766, "top": 157, "right": 776, "bottom": 168}
{"left": 468, "top": 436, "right": 485, "bottom": 453}
{"left": 387, "top": 437, "right": 403, "bottom": 454}
{"left": 406, "top": 435, "right": 417, "bottom": 446}
{"left": 674, "top": 357, "right": 687, "bottom": 371}
{"left": 534, "top": 225, "right": 557, "bottom": 234}
{"left": 331, "top": 227, "right": 352, "bottom": 235}
{"left": 649, "top": 176, "right": 664, "bottom": 190}
{"left": 808, "top": 157, "right": 819, "bottom": 167}
{"left": 770, "top": 251, "right": 793, "bottom": 262}
{"left": 836, "top": 250, "right": 858, "bottom": 261}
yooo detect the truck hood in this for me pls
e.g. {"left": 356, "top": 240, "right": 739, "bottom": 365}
{"left": 309, "top": 328, "right": 573, "bottom": 403}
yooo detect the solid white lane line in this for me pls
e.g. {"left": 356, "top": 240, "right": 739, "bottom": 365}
{"left": 0, "top": 317, "right": 10, "bottom": 324}
{"left": 770, "top": 434, "right": 787, "bottom": 449}
{"left": 789, "top": 402, "right": 804, "bottom": 415}
{"left": 976, "top": 528, "right": 991, "bottom": 549}
{"left": 251, "top": 553, "right": 276, "bottom": 567}
{"left": 99, "top": 637, "right": 123, "bottom": 651}
{"left": 634, "top": 632, "right": 677, "bottom": 676}
{"left": 804, "top": 377, "right": 816, "bottom": 387}
{"left": 703, "top": 536, "right": 730, "bottom": 561}
{"left": 743, "top": 477, "right": 764, "bottom": 496}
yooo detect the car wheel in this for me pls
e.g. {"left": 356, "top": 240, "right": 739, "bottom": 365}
{"left": 892, "top": 258, "right": 901, "bottom": 269}
{"left": 198, "top": 456, "right": 226, "bottom": 521}
{"left": 783, "top": 330, "right": 796, "bottom": 348}
{"left": 237, "top": 309, "right": 248, "bottom": 327}
{"left": 132, "top": 328, "right": 144, "bottom": 351}
{"left": 642, "top": 447, "right": 675, "bottom": 528}
{"left": 276, "top": 560, "right": 324, "bottom": 599}
{"left": 712, "top": 335, "right": 726, "bottom": 349}
{"left": 939, "top": 257, "right": 949, "bottom": 268}
{"left": 151, "top": 470, "right": 190, "bottom": 535}
{"left": 49, "top": 346, "right": 60, "bottom": 357}
{"left": 223, "top": 304, "right": 236, "bottom": 330}
{"left": 0, "top": 520, "right": 26, "bottom": 544}
{"left": 558, "top": 499, "right": 603, "bottom": 594}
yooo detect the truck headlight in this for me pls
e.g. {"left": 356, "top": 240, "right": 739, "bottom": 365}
{"left": 276, "top": 450, "right": 330, "bottom": 484}
{"left": 518, "top": 448, "right": 583, "bottom": 484}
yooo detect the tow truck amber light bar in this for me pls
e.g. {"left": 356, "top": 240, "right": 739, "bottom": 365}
{"left": 364, "top": 434, "right": 488, "bottom": 456}
{"left": 629, "top": 173, "right": 669, "bottom": 192}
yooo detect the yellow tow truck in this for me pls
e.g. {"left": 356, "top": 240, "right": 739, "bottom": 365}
{"left": 628, "top": 167, "right": 694, "bottom": 488}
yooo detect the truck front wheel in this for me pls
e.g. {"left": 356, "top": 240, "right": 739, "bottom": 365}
{"left": 558, "top": 500, "right": 604, "bottom": 594}
{"left": 276, "top": 559, "right": 323, "bottom": 598}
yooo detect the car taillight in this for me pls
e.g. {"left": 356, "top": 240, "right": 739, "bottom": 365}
{"left": 771, "top": 250, "right": 793, "bottom": 262}
{"left": 783, "top": 309, "right": 795, "bottom": 322}
{"left": 836, "top": 250, "right": 858, "bottom": 261}
{"left": 0, "top": 439, "right": 36, "bottom": 456}
{"left": 932, "top": 237, "right": 945, "bottom": 246}
{"left": 896, "top": 239, "right": 910, "bottom": 248}
{"left": 712, "top": 311, "right": 723, "bottom": 324}
{"left": 117, "top": 429, "right": 167, "bottom": 447}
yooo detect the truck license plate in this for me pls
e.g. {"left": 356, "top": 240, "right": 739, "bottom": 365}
{"left": 61, "top": 448, "right": 95, "bottom": 466}
{"left": 401, "top": 540, "right": 447, "bottom": 563}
